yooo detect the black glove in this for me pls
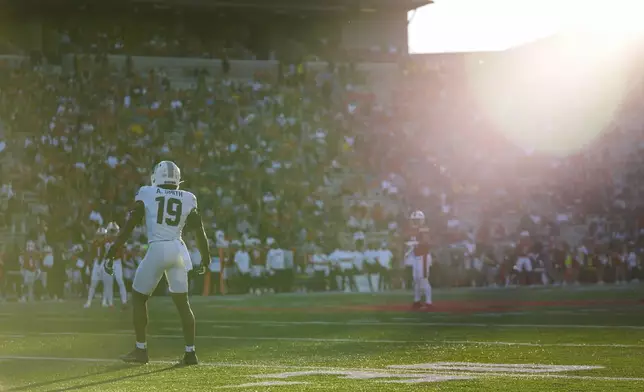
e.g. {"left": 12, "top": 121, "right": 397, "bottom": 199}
{"left": 104, "top": 259, "right": 114, "bottom": 276}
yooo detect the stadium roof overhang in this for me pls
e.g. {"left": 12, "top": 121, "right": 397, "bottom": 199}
{"left": 130, "top": 0, "right": 433, "bottom": 12}
{"left": 9, "top": 0, "right": 432, "bottom": 12}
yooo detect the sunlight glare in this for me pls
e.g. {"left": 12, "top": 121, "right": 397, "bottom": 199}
{"left": 409, "top": 0, "right": 644, "bottom": 153}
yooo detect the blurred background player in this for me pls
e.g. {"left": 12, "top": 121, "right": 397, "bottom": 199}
{"left": 405, "top": 210, "right": 433, "bottom": 310}
{"left": 85, "top": 227, "right": 107, "bottom": 308}
{"left": 19, "top": 240, "right": 40, "bottom": 303}
{"left": 103, "top": 222, "right": 129, "bottom": 309}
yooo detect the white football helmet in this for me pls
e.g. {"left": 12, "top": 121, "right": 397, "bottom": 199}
{"left": 410, "top": 210, "right": 425, "bottom": 228}
{"left": 151, "top": 161, "right": 181, "bottom": 187}
{"left": 106, "top": 222, "right": 120, "bottom": 236}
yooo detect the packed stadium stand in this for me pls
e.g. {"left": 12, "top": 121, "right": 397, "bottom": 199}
{"left": 0, "top": 0, "right": 642, "bottom": 301}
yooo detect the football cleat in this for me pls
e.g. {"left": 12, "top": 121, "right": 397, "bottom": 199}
{"left": 120, "top": 348, "right": 149, "bottom": 364}
{"left": 181, "top": 351, "right": 199, "bottom": 366}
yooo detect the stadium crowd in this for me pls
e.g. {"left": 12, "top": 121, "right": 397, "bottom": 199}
{"left": 1, "top": 16, "right": 644, "bottom": 303}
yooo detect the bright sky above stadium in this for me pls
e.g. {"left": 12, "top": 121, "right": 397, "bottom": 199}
{"left": 408, "top": 0, "right": 644, "bottom": 53}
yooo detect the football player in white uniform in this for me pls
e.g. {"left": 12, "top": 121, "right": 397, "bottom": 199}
{"left": 102, "top": 222, "right": 129, "bottom": 309}
{"left": 104, "top": 161, "right": 211, "bottom": 366}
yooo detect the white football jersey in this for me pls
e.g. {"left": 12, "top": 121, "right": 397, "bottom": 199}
{"left": 135, "top": 185, "right": 198, "bottom": 243}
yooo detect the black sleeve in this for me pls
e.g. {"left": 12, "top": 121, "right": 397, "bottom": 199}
{"left": 186, "top": 208, "right": 211, "bottom": 266}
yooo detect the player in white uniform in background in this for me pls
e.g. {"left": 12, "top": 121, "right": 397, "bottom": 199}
{"left": 85, "top": 228, "right": 107, "bottom": 308}
{"left": 104, "top": 161, "right": 211, "bottom": 366}
{"left": 102, "top": 222, "right": 128, "bottom": 309}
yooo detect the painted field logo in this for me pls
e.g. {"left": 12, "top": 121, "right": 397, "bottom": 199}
{"left": 216, "top": 362, "right": 605, "bottom": 388}
{"left": 389, "top": 362, "right": 604, "bottom": 373}
{"left": 253, "top": 370, "right": 473, "bottom": 384}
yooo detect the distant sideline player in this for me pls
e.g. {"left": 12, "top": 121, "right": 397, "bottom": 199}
{"left": 102, "top": 222, "right": 128, "bottom": 309}
{"left": 85, "top": 228, "right": 108, "bottom": 308}
{"left": 104, "top": 161, "right": 211, "bottom": 365}
{"left": 405, "top": 210, "right": 433, "bottom": 310}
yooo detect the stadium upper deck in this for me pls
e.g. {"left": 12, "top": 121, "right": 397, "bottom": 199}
{"left": 9, "top": 0, "right": 430, "bottom": 11}
{"left": 3, "top": 0, "right": 431, "bottom": 56}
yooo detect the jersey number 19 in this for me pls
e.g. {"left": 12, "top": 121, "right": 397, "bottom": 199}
{"left": 155, "top": 196, "right": 182, "bottom": 227}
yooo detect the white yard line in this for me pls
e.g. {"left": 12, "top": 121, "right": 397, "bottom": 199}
{"left": 0, "top": 331, "right": 642, "bottom": 348}
{"left": 26, "top": 316, "right": 644, "bottom": 330}
{"left": 1, "top": 355, "right": 643, "bottom": 382}
{"left": 443, "top": 340, "right": 644, "bottom": 348}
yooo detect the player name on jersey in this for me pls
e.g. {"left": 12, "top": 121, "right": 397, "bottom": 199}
{"left": 136, "top": 185, "right": 198, "bottom": 243}
{"left": 156, "top": 188, "right": 183, "bottom": 197}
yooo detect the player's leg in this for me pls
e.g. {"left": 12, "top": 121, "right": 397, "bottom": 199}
{"left": 167, "top": 264, "right": 198, "bottom": 365}
{"left": 120, "top": 248, "right": 164, "bottom": 364}
{"left": 102, "top": 271, "right": 114, "bottom": 307}
{"left": 85, "top": 263, "right": 101, "bottom": 307}
{"left": 40, "top": 271, "right": 48, "bottom": 300}
{"left": 114, "top": 262, "right": 128, "bottom": 307}
{"left": 363, "top": 264, "right": 373, "bottom": 292}
{"left": 412, "top": 276, "right": 422, "bottom": 309}
{"left": 515, "top": 258, "right": 525, "bottom": 286}
{"left": 423, "top": 277, "right": 432, "bottom": 306}
{"left": 23, "top": 271, "right": 35, "bottom": 302}
{"left": 170, "top": 291, "right": 197, "bottom": 364}
{"left": 118, "top": 289, "right": 152, "bottom": 364}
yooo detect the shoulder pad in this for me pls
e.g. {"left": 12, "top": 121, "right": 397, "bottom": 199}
{"left": 187, "top": 191, "right": 197, "bottom": 203}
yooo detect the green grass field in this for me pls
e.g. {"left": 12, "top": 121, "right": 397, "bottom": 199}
{"left": 1, "top": 285, "right": 643, "bottom": 391}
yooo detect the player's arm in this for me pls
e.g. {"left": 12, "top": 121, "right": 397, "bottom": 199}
{"left": 185, "top": 208, "right": 211, "bottom": 270}
{"left": 106, "top": 201, "right": 145, "bottom": 262}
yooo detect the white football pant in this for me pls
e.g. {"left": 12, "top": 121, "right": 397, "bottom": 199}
{"left": 103, "top": 261, "right": 127, "bottom": 305}
{"left": 133, "top": 240, "right": 190, "bottom": 296}
{"left": 414, "top": 277, "right": 432, "bottom": 305}
{"left": 86, "top": 260, "right": 104, "bottom": 304}
{"left": 516, "top": 257, "right": 532, "bottom": 273}
{"left": 22, "top": 270, "right": 38, "bottom": 302}
{"left": 38, "top": 270, "right": 48, "bottom": 293}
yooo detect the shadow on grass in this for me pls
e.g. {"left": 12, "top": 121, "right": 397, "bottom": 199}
{"left": 7, "top": 363, "right": 182, "bottom": 392}
{"left": 7, "top": 364, "right": 130, "bottom": 391}
{"left": 43, "top": 364, "right": 182, "bottom": 392}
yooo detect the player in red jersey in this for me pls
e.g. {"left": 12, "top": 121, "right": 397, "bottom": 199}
{"left": 103, "top": 222, "right": 129, "bottom": 309}
{"left": 405, "top": 211, "right": 433, "bottom": 310}
{"left": 85, "top": 227, "right": 108, "bottom": 308}
{"left": 514, "top": 232, "right": 533, "bottom": 285}
{"left": 19, "top": 241, "right": 40, "bottom": 302}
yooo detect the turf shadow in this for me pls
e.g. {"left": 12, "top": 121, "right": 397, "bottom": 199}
{"left": 42, "top": 364, "right": 181, "bottom": 392}
{"left": 7, "top": 364, "right": 131, "bottom": 391}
